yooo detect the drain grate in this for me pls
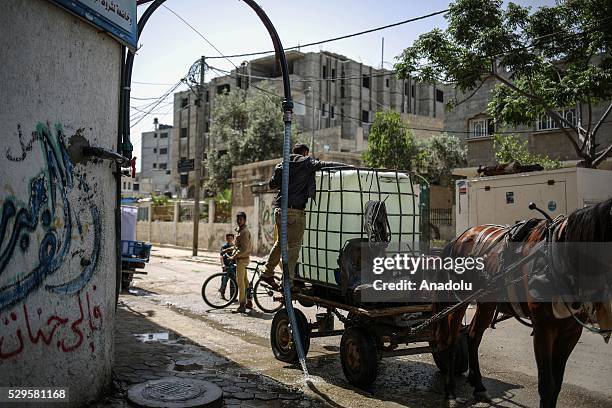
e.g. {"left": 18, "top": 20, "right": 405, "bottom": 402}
{"left": 128, "top": 377, "right": 222, "bottom": 408}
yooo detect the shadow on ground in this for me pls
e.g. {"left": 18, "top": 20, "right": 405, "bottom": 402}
{"left": 90, "top": 301, "right": 322, "bottom": 408}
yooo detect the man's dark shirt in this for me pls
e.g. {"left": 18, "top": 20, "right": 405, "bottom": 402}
{"left": 269, "top": 154, "right": 347, "bottom": 209}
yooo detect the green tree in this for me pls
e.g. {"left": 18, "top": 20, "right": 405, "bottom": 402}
{"left": 493, "top": 134, "right": 561, "bottom": 170}
{"left": 416, "top": 133, "right": 467, "bottom": 185}
{"left": 363, "top": 111, "right": 418, "bottom": 170}
{"left": 396, "top": 0, "right": 612, "bottom": 167}
{"left": 206, "top": 86, "right": 287, "bottom": 191}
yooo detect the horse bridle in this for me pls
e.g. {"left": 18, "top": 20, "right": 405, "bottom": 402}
{"left": 538, "top": 207, "right": 612, "bottom": 337}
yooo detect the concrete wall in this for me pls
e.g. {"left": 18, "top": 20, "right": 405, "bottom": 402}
{"left": 0, "top": 1, "right": 121, "bottom": 405}
{"left": 137, "top": 221, "right": 234, "bottom": 251}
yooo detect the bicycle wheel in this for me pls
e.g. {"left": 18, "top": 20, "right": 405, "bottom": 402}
{"left": 253, "top": 276, "right": 282, "bottom": 313}
{"left": 202, "top": 273, "right": 237, "bottom": 309}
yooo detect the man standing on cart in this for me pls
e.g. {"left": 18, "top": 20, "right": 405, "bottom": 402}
{"left": 259, "top": 143, "right": 350, "bottom": 291}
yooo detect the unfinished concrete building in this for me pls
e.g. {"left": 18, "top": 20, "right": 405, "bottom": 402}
{"left": 170, "top": 51, "right": 444, "bottom": 196}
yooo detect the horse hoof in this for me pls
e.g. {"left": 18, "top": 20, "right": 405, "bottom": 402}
{"left": 474, "top": 391, "right": 492, "bottom": 402}
{"left": 446, "top": 397, "right": 467, "bottom": 407}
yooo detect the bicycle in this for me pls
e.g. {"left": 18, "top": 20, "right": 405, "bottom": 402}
{"left": 201, "top": 260, "right": 282, "bottom": 313}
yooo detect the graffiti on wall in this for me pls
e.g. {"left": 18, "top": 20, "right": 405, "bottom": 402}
{"left": 257, "top": 193, "right": 276, "bottom": 252}
{"left": 0, "top": 287, "right": 103, "bottom": 358}
{"left": 0, "top": 122, "right": 104, "bottom": 359}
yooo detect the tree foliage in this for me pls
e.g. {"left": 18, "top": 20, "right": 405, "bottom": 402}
{"left": 206, "top": 86, "right": 286, "bottom": 191}
{"left": 493, "top": 134, "right": 560, "bottom": 170}
{"left": 363, "top": 112, "right": 466, "bottom": 185}
{"left": 363, "top": 111, "right": 418, "bottom": 170}
{"left": 396, "top": 0, "right": 612, "bottom": 167}
{"left": 416, "top": 133, "right": 467, "bottom": 185}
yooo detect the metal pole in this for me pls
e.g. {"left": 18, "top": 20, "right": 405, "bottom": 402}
{"left": 309, "top": 85, "right": 315, "bottom": 154}
{"left": 192, "top": 56, "right": 205, "bottom": 256}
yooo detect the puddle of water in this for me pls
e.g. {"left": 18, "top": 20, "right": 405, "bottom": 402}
{"left": 133, "top": 332, "right": 178, "bottom": 342}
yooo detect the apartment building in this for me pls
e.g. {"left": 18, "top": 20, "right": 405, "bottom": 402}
{"left": 140, "top": 120, "right": 174, "bottom": 195}
{"left": 170, "top": 51, "right": 445, "bottom": 196}
{"left": 444, "top": 67, "right": 612, "bottom": 170}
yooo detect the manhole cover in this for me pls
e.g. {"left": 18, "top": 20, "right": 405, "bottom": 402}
{"left": 128, "top": 377, "right": 222, "bottom": 408}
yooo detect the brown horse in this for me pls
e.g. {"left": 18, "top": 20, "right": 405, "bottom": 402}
{"left": 435, "top": 197, "right": 612, "bottom": 408}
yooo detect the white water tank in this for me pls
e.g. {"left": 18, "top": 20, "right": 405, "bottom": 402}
{"left": 300, "top": 169, "right": 426, "bottom": 286}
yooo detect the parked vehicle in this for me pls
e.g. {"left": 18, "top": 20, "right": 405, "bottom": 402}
{"left": 121, "top": 206, "right": 151, "bottom": 290}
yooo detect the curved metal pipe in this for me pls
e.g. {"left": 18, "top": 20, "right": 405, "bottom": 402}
{"left": 120, "top": 0, "right": 167, "bottom": 159}
{"left": 130, "top": 0, "right": 307, "bottom": 375}
{"left": 241, "top": 0, "right": 307, "bottom": 375}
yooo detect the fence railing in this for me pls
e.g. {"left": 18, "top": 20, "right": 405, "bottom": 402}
{"left": 423, "top": 208, "right": 453, "bottom": 226}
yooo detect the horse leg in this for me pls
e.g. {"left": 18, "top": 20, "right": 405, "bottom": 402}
{"left": 467, "top": 302, "right": 497, "bottom": 402}
{"left": 442, "top": 308, "right": 467, "bottom": 404}
{"left": 550, "top": 321, "right": 582, "bottom": 407}
{"left": 533, "top": 324, "right": 556, "bottom": 408}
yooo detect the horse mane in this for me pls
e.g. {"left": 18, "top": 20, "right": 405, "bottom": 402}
{"left": 565, "top": 196, "right": 612, "bottom": 243}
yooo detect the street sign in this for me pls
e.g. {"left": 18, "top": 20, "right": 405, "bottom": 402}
{"left": 49, "top": 0, "right": 138, "bottom": 50}
{"left": 178, "top": 158, "right": 195, "bottom": 173}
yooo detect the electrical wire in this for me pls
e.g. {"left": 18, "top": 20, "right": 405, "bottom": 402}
{"left": 205, "top": 9, "right": 449, "bottom": 60}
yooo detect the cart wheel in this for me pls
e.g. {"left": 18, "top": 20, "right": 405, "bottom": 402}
{"left": 430, "top": 329, "right": 469, "bottom": 376}
{"left": 340, "top": 327, "right": 379, "bottom": 388}
{"left": 270, "top": 308, "right": 310, "bottom": 364}
{"left": 121, "top": 273, "right": 133, "bottom": 291}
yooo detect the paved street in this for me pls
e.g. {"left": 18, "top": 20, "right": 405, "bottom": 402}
{"left": 108, "top": 245, "right": 612, "bottom": 408}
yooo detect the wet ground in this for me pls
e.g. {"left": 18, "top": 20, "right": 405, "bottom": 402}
{"left": 112, "top": 246, "right": 612, "bottom": 407}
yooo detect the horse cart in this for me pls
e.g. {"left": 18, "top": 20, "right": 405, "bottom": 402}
{"left": 269, "top": 167, "right": 469, "bottom": 387}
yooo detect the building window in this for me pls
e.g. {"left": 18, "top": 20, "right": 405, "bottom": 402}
{"left": 160, "top": 148, "right": 168, "bottom": 155}
{"left": 322, "top": 65, "right": 327, "bottom": 79}
{"left": 330, "top": 106, "right": 335, "bottom": 119}
{"left": 217, "top": 84, "right": 230, "bottom": 94}
{"left": 181, "top": 98, "right": 188, "bottom": 108}
{"left": 340, "top": 86, "right": 345, "bottom": 98}
{"left": 362, "top": 75, "right": 370, "bottom": 89}
{"left": 468, "top": 117, "right": 495, "bottom": 139}
{"left": 205, "top": 121, "right": 210, "bottom": 132}
{"left": 411, "top": 85, "right": 415, "bottom": 97}
{"left": 180, "top": 127, "right": 188, "bottom": 138}
{"left": 205, "top": 90, "right": 209, "bottom": 102}
{"left": 536, "top": 108, "right": 577, "bottom": 131}
{"left": 159, "top": 163, "right": 167, "bottom": 170}
{"left": 160, "top": 132, "right": 168, "bottom": 138}
{"left": 122, "top": 181, "right": 126, "bottom": 189}
{"left": 133, "top": 183, "right": 140, "bottom": 192}
{"left": 321, "top": 103, "right": 328, "bottom": 117}
{"left": 331, "top": 68, "right": 336, "bottom": 81}
{"left": 153, "top": 163, "right": 157, "bottom": 169}
{"left": 361, "top": 110, "right": 370, "bottom": 123}
{"left": 166, "top": 169, "right": 171, "bottom": 175}
{"left": 386, "top": 78, "right": 390, "bottom": 88}
{"left": 404, "top": 82, "right": 409, "bottom": 95}
{"left": 154, "top": 134, "right": 157, "bottom": 138}
{"left": 436, "top": 89, "right": 444, "bottom": 103}
{"left": 153, "top": 148, "right": 157, "bottom": 153}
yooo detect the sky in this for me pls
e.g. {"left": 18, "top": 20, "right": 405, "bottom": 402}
{"left": 130, "top": 0, "right": 555, "bottom": 171}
